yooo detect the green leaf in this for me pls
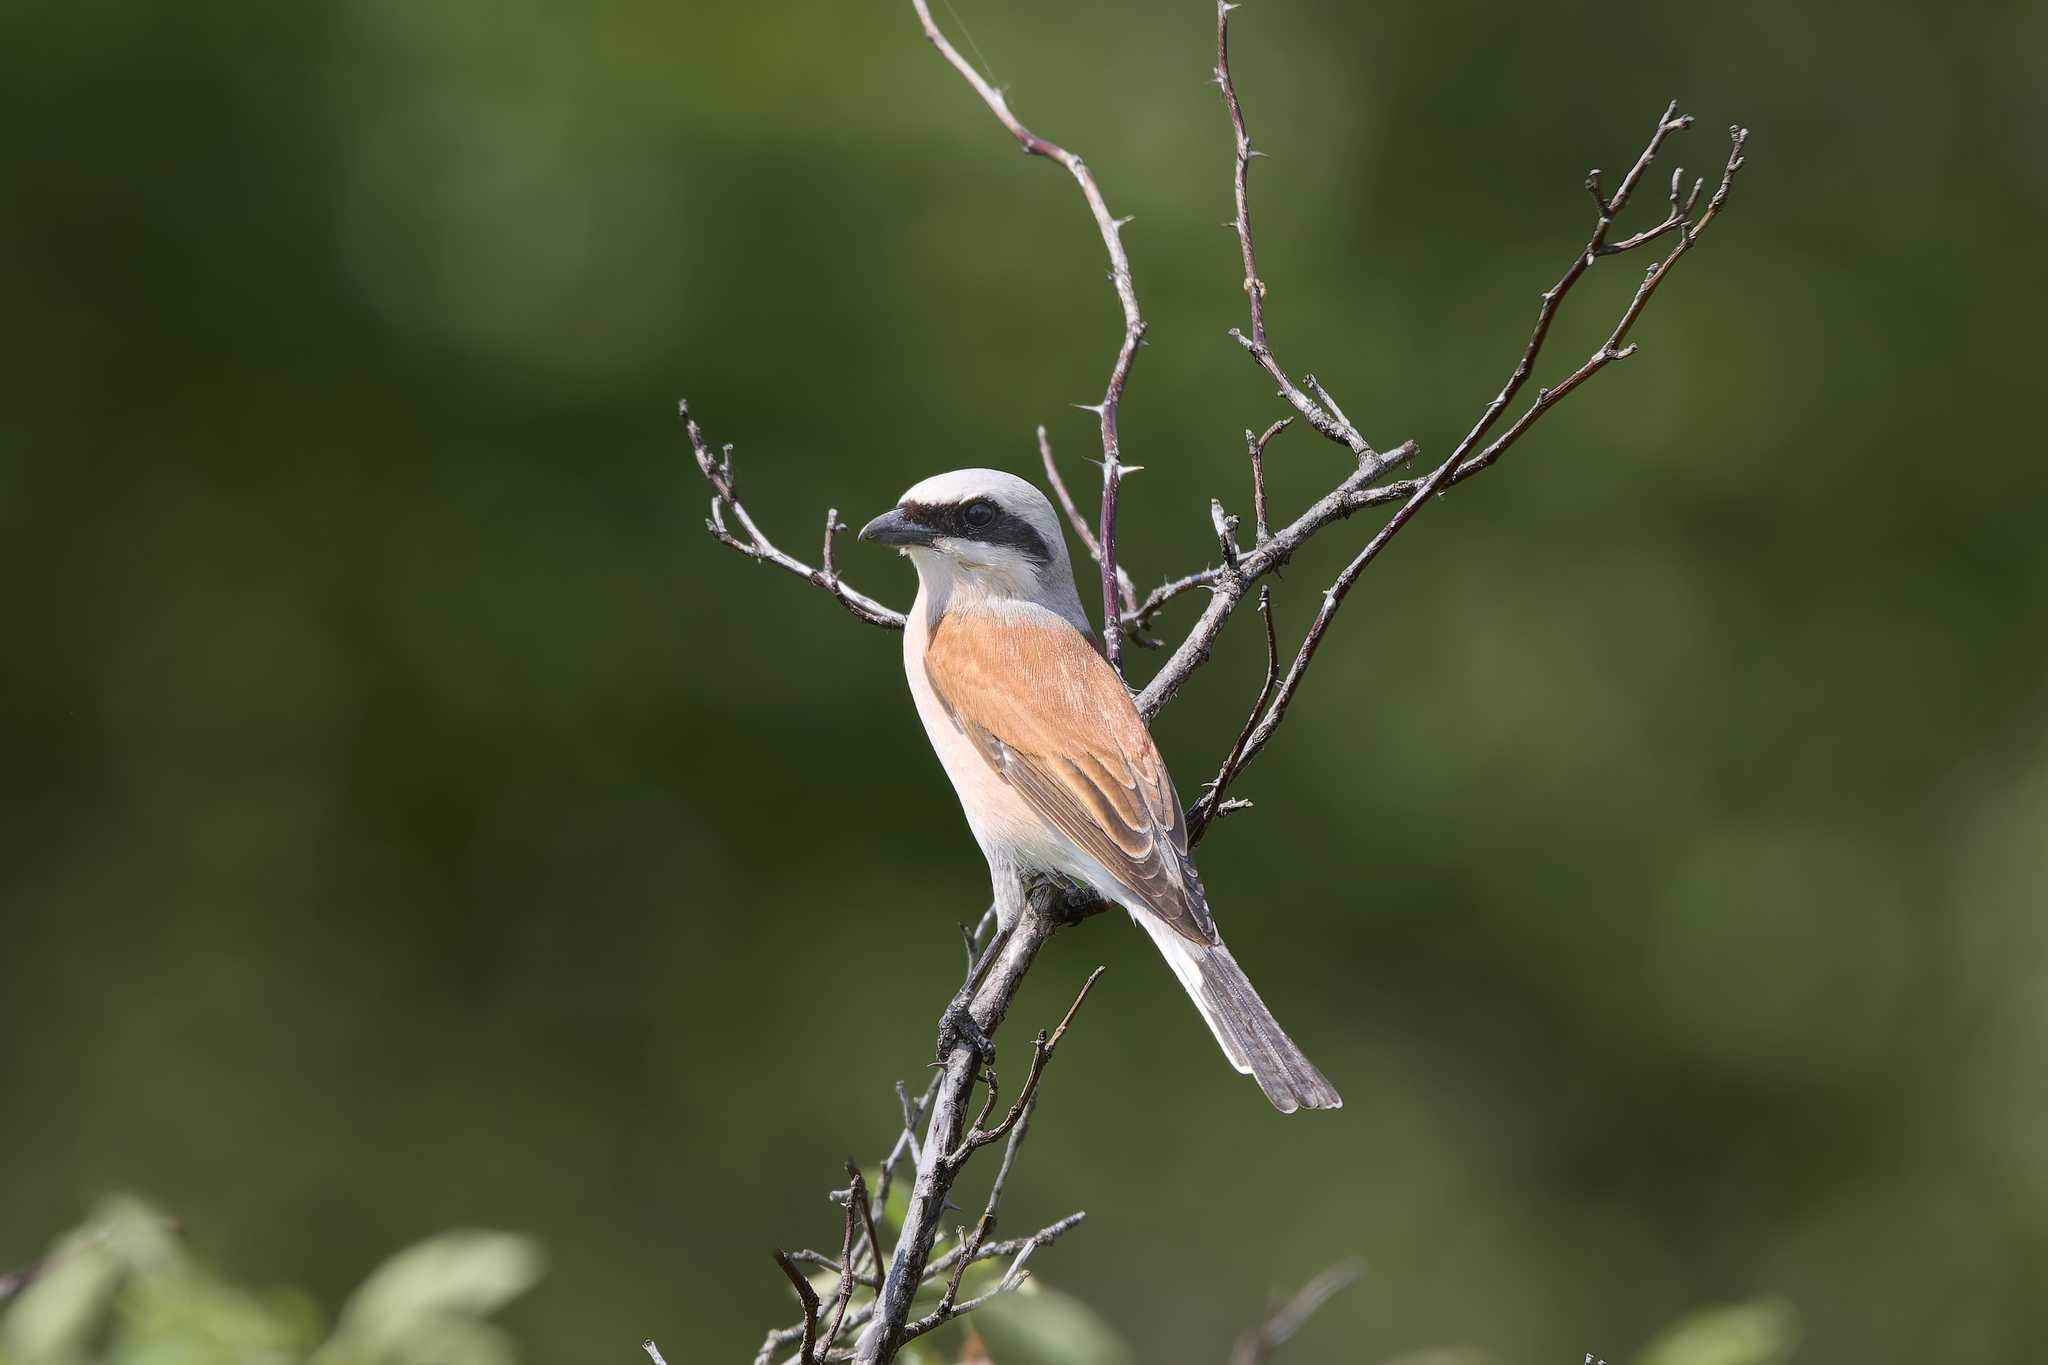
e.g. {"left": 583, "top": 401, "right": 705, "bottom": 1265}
{"left": 311, "top": 1232, "right": 543, "bottom": 1365}
{"left": 1636, "top": 1299, "right": 1801, "bottom": 1365}
{"left": 1, "top": 1195, "right": 180, "bottom": 1365}
{"left": 967, "top": 1282, "right": 1131, "bottom": 1365}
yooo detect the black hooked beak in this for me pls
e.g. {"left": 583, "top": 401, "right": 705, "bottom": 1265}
{"left": 858, "top": 506, "right": 941, "bottom": 547}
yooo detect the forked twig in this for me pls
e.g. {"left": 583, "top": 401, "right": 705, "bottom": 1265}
{"left": 683, "top": 401, "right": 904, "bottom": 631}
{"left": 951, "top": 967, "right": 1105, "bottom": 1160}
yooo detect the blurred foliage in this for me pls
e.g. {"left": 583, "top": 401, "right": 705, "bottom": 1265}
{"left": 893, "top": 1273, "right": 1134, "bottom": 1365}
{"left": 0, "top": 1199, "right": 537, "bottom": 1365}
{"left": 1635, "top": 1299, "right": 1800, "bottom": 1365}
{"left": 0, "top": 0, "right": 2044, "bottom": 1361}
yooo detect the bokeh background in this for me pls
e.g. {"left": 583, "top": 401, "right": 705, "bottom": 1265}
{"left": 2, "top": 0, "right": 2045, "bottom": 1360}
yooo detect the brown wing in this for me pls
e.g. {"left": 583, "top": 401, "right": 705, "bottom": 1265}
{"left": 924, "top": 607, "right": 1216, "bottom": 945}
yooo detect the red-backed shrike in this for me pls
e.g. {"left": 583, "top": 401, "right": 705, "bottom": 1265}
{"left": 861, "top": 469, "right": 1340, "bottom": 1113}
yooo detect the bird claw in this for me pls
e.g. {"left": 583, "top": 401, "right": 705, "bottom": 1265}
{"left": 936, "top": 998, "right": 997, "bottom": 1065}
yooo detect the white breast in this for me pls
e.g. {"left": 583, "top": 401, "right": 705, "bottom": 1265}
{"left": 903, "top": 585, "right": 1119, "bottom": 896}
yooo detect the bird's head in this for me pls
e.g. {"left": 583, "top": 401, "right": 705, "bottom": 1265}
{"left": 859, "top": 469, "right": 1090, "bottom": 629}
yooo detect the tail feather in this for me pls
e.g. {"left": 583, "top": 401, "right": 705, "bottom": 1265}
{"left": 1139, "top": 917, "right": 1342, "bottom": 1113}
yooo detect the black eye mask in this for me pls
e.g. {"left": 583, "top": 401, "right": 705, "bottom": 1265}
{"left": 899, "top": 499, "right": 1053, "bottom": 567}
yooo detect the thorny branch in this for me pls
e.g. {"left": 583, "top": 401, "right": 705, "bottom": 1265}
{"left": 1039, "top": 427, "right": 1151, "bottom": 648}
{"left": 909, "top": 0, "right": 1146, "bottom": 678}
{"left": 688, "top": 2, "right": 1746, "bottom": 1362}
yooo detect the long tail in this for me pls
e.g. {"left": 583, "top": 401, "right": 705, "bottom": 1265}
{"left": 1138, "top": 916, "right": 1342, "bottom": 1113}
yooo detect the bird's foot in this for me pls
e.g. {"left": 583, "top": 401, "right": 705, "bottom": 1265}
{"left": 935, "top": 997, "right": 997, "bottom": 1066}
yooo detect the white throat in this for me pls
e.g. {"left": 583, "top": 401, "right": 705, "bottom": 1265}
{"left": 904, "top": 542, "right": 1094, "bottom": 637}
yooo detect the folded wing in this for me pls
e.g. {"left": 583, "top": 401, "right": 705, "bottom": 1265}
{"left": 922, "top": 606, "right": 1216, "bottom": 946}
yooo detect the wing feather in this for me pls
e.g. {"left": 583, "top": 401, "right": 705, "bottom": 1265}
{"left": 925, "top": 607, "right": 1215, "bottom": 945}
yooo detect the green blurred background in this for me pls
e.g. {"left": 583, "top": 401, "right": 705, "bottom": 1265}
{"left": 2, "top": 0, "right": 2044, "bottom": 1360}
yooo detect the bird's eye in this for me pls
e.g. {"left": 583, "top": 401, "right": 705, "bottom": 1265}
{"left": 964, "top": 500, "right": 997, "bottom": 529}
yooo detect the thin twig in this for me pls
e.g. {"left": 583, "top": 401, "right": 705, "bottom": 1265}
{"left": 1129, "top": 566, "right": 1229, "bottom": 632}
{"left": 1039, "top": 427, "right": 1148, "bottom": 644}
{"left": 1188, "top": 585, "right": 1279, "bottom": 846}
{"left": 873, "top": 1074, "right": 939, "bottom": 1244}
{"left": 787, "top": 1250, "right": 881, "bottom": 1290}
{"left": 1229, "top": 1258, "right": 1364, "bottom": 1365}
{"left": 913, "top": 0, "right": 1146, "bottom": 676}
{"left": 1438, "top": 102, "right": 1697, "bottom": 477}
{"left": 952, "top": 966, "right": 1105, "bottom": 1159}
{"left": 683, "top": 401, "right": 905, "bottom": 630}
{"left": 773, "top": 1248, "right": 822, "bottom": 1365}
{"left": 1246, "top": 419, "right": 1289, "bottom": 544}
{"left": 1204, "top": 445, "right": 1461, "bottom": 797}
{"left": 643, "top": 1342, "right": 670, "bottom": 1365}
{"left": 1142, "top": 105, "right": 1744, "bottom": 735}
{"left": 895, "top": 1213, "right": 1087, "bottom": 1347}
{"left": 821, "top": 1167, "right": 865, "bottom": 1353}
{"left": 1216, "top": 1, "right": 1375, "bottom": 465}
{"left": 821, "top": 509, "right": 848, "bottom": 584}
{"left": 1039, "top": 423, "right": 1101, "bottom": 560}
{"left": 1439, "top": 121, "right": 1747, "bottom": 484}
{"left": 1132, "top": 438, "right": 1417, "bottom": 718}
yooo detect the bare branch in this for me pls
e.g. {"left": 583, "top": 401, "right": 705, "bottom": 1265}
{"left": 1039, "top": 423, "right": 1101, "bottom": 561}
{"left": 773, "top": 1248, "right": 822, "bottom": 1365}
{"left": 820, "top": 1167, "right": 865, "bottom": 1354}
{"left": 896, "top": 1212, "right": 1087, "bottom": 1347}
{"left": 1230, "top": 1258, "right": 1364, "bottom": 1365}
{"left": 852, "top": 903, "right": 1077, "bottom": 1364}
{"left": 912, "top": 0, "right": 1146, "bottom": 676}
{"left": 683, "top": 401, "right": 905, "bottom": 630}
{"left": 953, "top": 966, "right": 1104, "bottom": 1159}
{"left": 1193, "top": 444, "right": 1458, "bottom": 804}
{"left": 787, "top": 1249, "right": 880, "bottom": 1290}
{"left": 870, "top": 1074, "right": 939, "bottom": 1264}
{"left": 1447, "top": 121, "right": 1747, "bottom": 481}
{"left": 1142, "top": 100, "right": 1744, "bottom": 750}
{"left": 1132, "top": 439, "right": 1419, "bottom": 718}
{"left": 1216, "top": 1, "right": 1378, "bottom": 465}
{"left": 1187, "top": 586, "right": 1278, "bottom": 847}
{"left": 927, "top": 1088, "right": 1049, "bottom": 1342}
{"left": 1040, "top": 427, "right": 1148, "bottom": 645}
{"left": 643, "top": 1342, "right": 670, "bottom": 1365}
{"left": 1246, "top": 419, "right": 1289, "bottom": 545}
{"left": 1435, "top": 104, "right": 1692, "bottom": 478}
{"left": 1129, "top": 566, "right": 1229, "bottom": 633}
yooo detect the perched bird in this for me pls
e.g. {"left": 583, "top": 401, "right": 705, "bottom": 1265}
{"left": 860, "top": 468, "right": 1340, "bottom": 1112}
